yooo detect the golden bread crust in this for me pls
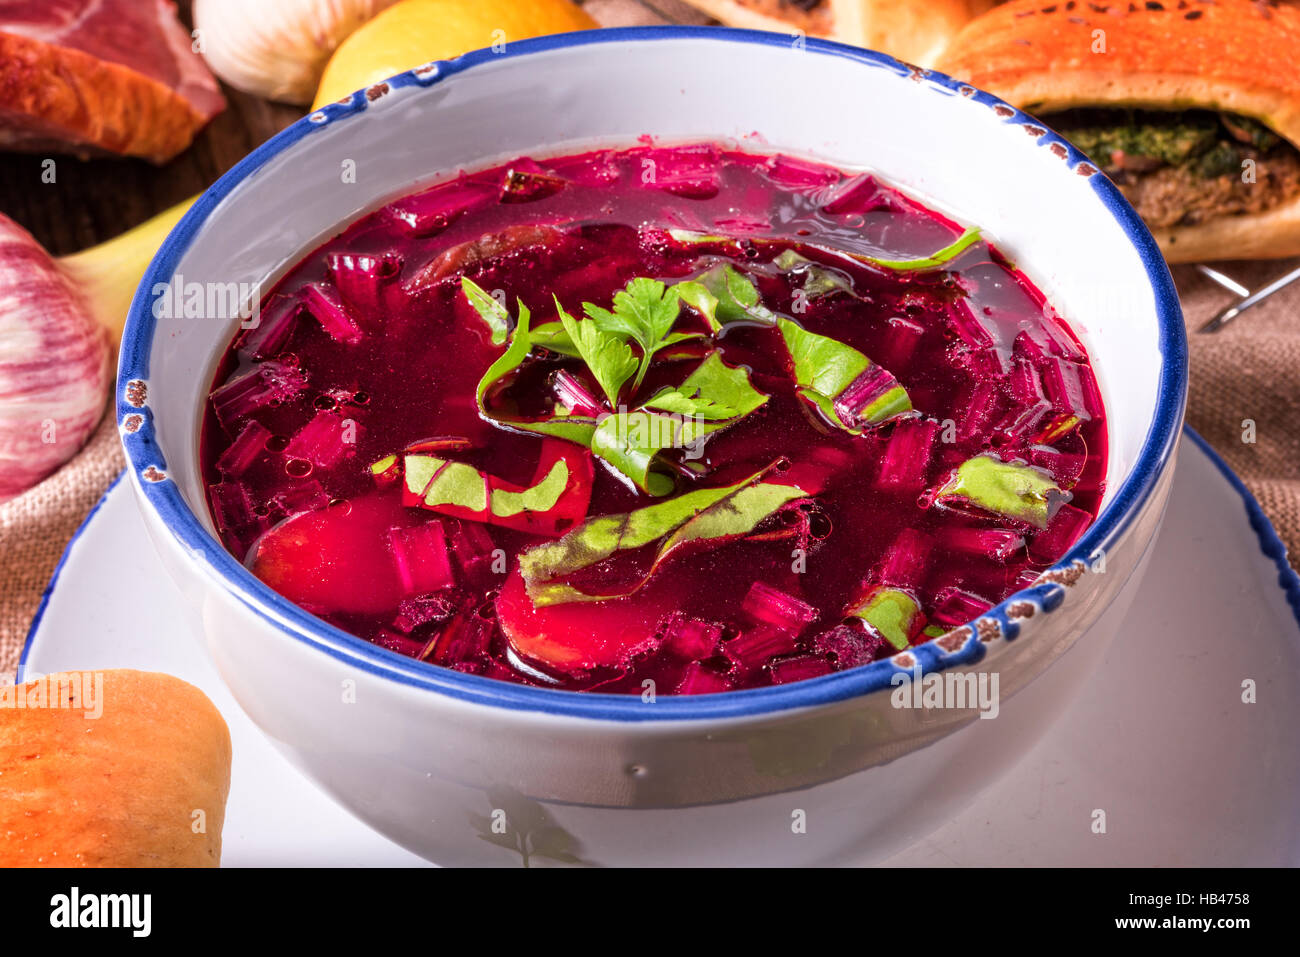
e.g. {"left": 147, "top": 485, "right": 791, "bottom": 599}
{"left": 0, "top": 670, "right": 232, "bottom": 867}
{"left": 936, "top": 0, "right": 1300, "bottom": 145}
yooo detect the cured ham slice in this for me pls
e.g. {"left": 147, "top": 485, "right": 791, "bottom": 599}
{"left": 0, "top": 0, "right": 225, "bottom": 163}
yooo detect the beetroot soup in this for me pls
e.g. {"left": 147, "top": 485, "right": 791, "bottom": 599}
{"left": 200, "top": 144, "right": 1107, "bottom": 694}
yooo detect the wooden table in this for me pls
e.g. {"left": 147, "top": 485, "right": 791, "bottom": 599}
{"left": 0, "top": 0, "right": 707, "bottom": 256}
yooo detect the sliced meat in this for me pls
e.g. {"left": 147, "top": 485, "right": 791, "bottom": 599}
{"left": 1122, "top": 146, "right": 1300, "bottom": 228}
{"left": 0, "top": 0, "right": 224, "bottom": 162}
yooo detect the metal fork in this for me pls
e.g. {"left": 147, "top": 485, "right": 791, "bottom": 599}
{"left": 1197, "top": 261, "right": 1300, "bottom": 332}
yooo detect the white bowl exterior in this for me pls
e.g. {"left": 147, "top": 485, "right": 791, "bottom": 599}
{"left": 123, "top": 34, "right": 1182, "bottom": 864}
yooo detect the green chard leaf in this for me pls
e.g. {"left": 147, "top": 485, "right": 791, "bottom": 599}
{"left": 676, "top": 264, "right": 777, "bottom": 332}
{"left": 846, "top": 586, "right": 923, "bottom": 651}
{"left": 461, "top": 277, "right": 511, "bottom": 345}
{"left": 554, "top": 298, "right": 638, "bottom": 409}
{"left": 774, "top": 249, "right": 860, "bottom": 299}
{"left": 519, "top": 466, "right": 805, "bottom": 605}
{"left": 402, "top": 453, "right": 573, "bottom": 526}
{"left": 490, "top": 459, "right": 570, "bottom": 517}
{"left": 593, "top": 352, "right": 769, "bottom": 496}
{"left": 528, "top": 320, "right": 581, "bottom": 357}
{"left": 777, "top": 317, "right": 911, "bottom": 432}
{"left": 472, "top": 291, "right": 599, "bottom": 446}
{"left": 935, "top": 453, "right": 1062, "bottom": 530}
{"left": 859, "top": 227, "right": 981, "bottom": 272}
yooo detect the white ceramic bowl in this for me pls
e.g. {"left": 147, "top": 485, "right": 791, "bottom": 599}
{"left": 119, "top": 27, "right": 1187, "bottom": 866}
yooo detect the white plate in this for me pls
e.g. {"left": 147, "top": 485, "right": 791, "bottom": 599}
{"left": 19, "top": 430, "right": 1300, "bottom": 866}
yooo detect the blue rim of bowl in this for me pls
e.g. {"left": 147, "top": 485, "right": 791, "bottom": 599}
{"left": 117, "top": 26, "right": 1188, "bottom": 721}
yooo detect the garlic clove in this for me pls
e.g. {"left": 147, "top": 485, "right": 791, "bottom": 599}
{"left": 0, "top": 214, "right": 112, "bottom": 503}
{"left": 194, "top": 0, "right": 401, "bottom": 105}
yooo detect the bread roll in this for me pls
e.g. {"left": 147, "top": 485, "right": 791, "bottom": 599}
{"left": 681, "top": 1, "right": 998, "bottom": 67}
{"left": 937, "top": 0, "right": 1300, "bottom": 262}
{"left": 0, "top": 670, "right": 231, "bottom": 867}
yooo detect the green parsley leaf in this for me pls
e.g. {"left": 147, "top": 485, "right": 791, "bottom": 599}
{"left": 554, "top": 297, "right": 638, "bottom": 409}
{"left": 584, "top": 278, "right": 684, "bottom": 392}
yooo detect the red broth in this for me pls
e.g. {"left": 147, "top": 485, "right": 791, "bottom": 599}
{"left": 200, "top": 144, "right": 1107, "bottom": 694}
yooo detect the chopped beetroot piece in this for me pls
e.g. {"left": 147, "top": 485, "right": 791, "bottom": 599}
{"left": 959, "top": 380, "right": 1002, "bottom": 441}
{"left": 1012, "top": 568, "right": 1043, "bottom": 591}
{"left": 551, "top": 369, "right": 606, "bottom": 417}
{"left": 712, "top": 213, "right": 771, "bottom": 234}
{"left": 940, "top": 526, "right": 1025, "bottom": 562}
{"left": 741, "top": 581, "right": 817, "bottom": 635}
{"left": 284, "top": 411, "right": 359, "bottom": 469}
{"left": 833, "top": 364, "right": 912, "bottom": 429}
{"left": 388, "top": 521, "right": 457, "bottom": 596}
{"left": 375, "top": 630, "right": 429, "bottom": 658}
{"left": 405, "top": 436, "right": 472, "bottom": 455}
{"left": 327, "top": 252, "right": 402, "bottom": 321}
{"left": 659, "top": 613, "right": 724, "bottom": 660}
{"left": 209, "top": 482, "right": 259, "bottom": 536}
{"left": 1026, "top": 444, "right": 1087, "bottom": 487}
{"left": 1040, "top": 356, "right": 1103, "bottom": 420}
{"left": 674, "top": 661, "right": 733, "bottom": 695}
{"left": 639, "top": 145, "right": 721, "bottom": 199}
{"left": 722, "top": 624, "right": 799, "bottom": 672}
{"left": 947, "top": 300, "right": 996, "bottom": 350}
{"left": 819, "top": 173, "right": 886, "bottom": 215}
{"left": 448, "top": 519, "right": 498, "bottom": 586}
{"left": 1033, "top": 412, "right": 1083, "bottom": 445}
{"left": 1012, "top": 329, "right": 1051, "bottom": 365}
{"left": 500, "top": 163, "right": 568, "bottom": 204}
{"left": 878, "top": 528, "right": 932, "bottom": 591}
{"left": 250, "top": 496, "right": 412, "bottom": 616}
{"left": 425, "top": 607, "right": 494, "bottom": 666}
{"left": 394, "top": 592, "right": 459, "bottom": 634}
{"left": 814, "top": 622, "right": 888, "bottom": 670}
{"left": 216, "top": 420, "right": 271, "bottom": 476}
{"left": 1006, "top": 355, "right": 1045, "bottom": 406}
{"left": 931, "top": 586, "right": 994, "bottom": 628}
{"left": 877, "top": 418, "right": 938, "bottom": 490}
{"left": 881, "top": 317, "right": 925, "bottom": 368}
{"left": 991, "top": 399, "right": 1052, "bottom": 446}
{"left": 300, "top": 282, "right": 362, "bottom": 344}
{"left": 545, "top": 150, "right": 622, "bottom": 188}
{"left": 211, "top": 361, "right": 308, "bottom": 428}
{"left": 769, "top": 653, "right": 834, "bottom": 684}
{"left": 767, "top": 154, "right": 841, "bottom": 191}
{"left": 1029, "top": 502, "right": 1092, "bottom": 563}
{"left": 385, "top": 182, "right": 495, "bottom": 236}
{"left": 1039, "top": 314, "right": 1087, "bottom": 362}
{"left": 274, "top": 479, "right": 331, "bottom": 518}
{"left": 495, "top": 567, "right": 666, "bottom": 675}
{"left": 241, "top": 293, "right": 300, "bottom": 360}
{"left": 952, "top": 343, "right": 1005, "bottom": 379}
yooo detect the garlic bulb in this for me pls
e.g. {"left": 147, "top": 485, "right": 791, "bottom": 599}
{"left": 194, "top": 0, "right": 400, "bottom": 105}
{"left": 0, "top": 215, "right": 112, "bottom": 503}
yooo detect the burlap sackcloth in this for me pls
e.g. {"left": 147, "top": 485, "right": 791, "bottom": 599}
{"left": 1, "top": 264, "right": 1296, "bottom": 676}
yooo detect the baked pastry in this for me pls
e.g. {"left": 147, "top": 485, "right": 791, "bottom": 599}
{"left": 0, "top": 0, "right": 225, "bottom": 163}
{"left": 0, "top": 670, "right": 232, "bottom": 867}
{"left": 681, "top": 1, "right": 999, "bottom": 66}
{"left": 937, "top": 0, "right": 1300, "bottom": 262}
